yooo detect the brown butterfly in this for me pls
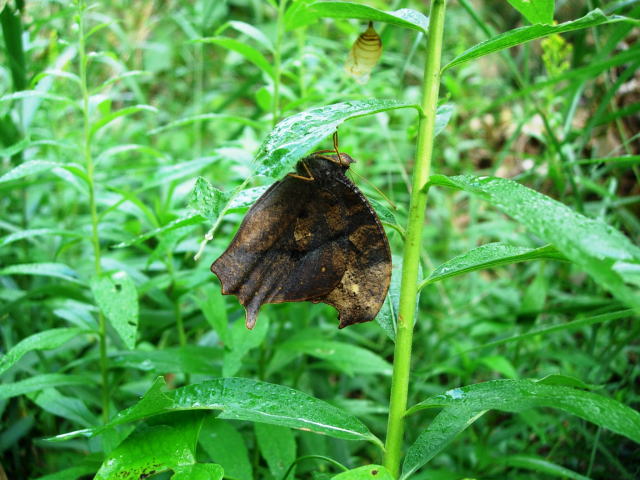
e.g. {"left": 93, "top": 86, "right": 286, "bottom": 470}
{"left": 211, "top": 151, "right": 392, "bottom": 329}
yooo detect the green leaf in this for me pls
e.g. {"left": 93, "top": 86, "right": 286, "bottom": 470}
{"left": 217, "top": 20, "right": 274, "bottom": 52}
{"left": 255, "top": 423, "right": 296, "bottom": 480}
{"left": 172, "top": 464, "right": 224, "bottom": 480}
{"left": 31, "top": 463, "right": 101, "bottom": 480}
{"left": 375, "top": 259, "right": 400, "bottom": 342}
{"left": 428, "top": 174, "right": 640, "bottom": 310}
{"left": 304, "top": 2, "right": 429, "bottom": 34}
{"left": 1, "top": 4, "right": 27, "bottom": 91}
{"left": 113, "top": 213, "right": 206, "bottom": 248}
{"left": 0, "top": 160, "right": 88, "bottom": 188}
{"left": 536, "top": 374, "right": 592, "bottom": 390}
{"left": 94, "top": 414, "right": 204, "bottom": 479}
{"left": 0, "top": 136, "right": 30, "bottom": 157}
{"left": 420, "top": 243, "right": 565, "bottom": 288}
{"left": 228, "top": 186, "right": 269, "bottom": 210}
{"left": 280, "top": 340, "right": 392, "bottom": 376}
{"left": 96, "top": 143, "right": 166, "bottom": 163}
{"left": 189, "top": 177, "right": 230, "bottom": 222}
{"left": 91, "top": 271, "right": 139, "bottom": 349}
{"left": 332, "top": 465, "right": 394, "bottom": 480}
{"left": 376, "top": 256, "right": 422, "bottom": 342}
{"left": 368, "top": 198, "right": 398, "bottom": 227}
{"left": 255, "top": 100, "right": 420, "bottom": 178}
{"left": 94, "top": 70, "right": 151, "bottom": 93}
{"left": 0, "top": 160, "right": 60, "bottom": 184}
{"left": 58, "top": 377, "right": 381, "bottom": 446}
{"left": 90, "top": 104, "right": 157, "bottom": 139}
{"left": 613, "top": 261, "right": 640, "bottom": 288}
{"left": 197, "top": 37, "right": 275, "bottom": 79}
{"left": 146, "top": 156, "right": 222, "bottom": 189}
{"left": 199, "top": 419, "right": 253, "bottom": 480}
{"left": 110, "top": 346, "right": 222, "bottom": 375}
{"left": 0, "top": 90, "right": 74, "bottom": 105}
{"left": 479, "top": 355, "right": 518, "bottom": 379}
{"left": 109, "top": 376, "right": 175, "bottom": 426}
{"left": 148, "top": 113, "right": 262, "bottom": 135}
{"left": 0, "top": 328, "right": 86, "bottom": 376}
{"left": 0, "top": 373, "right": 90, "bottom": 400}
{"left": 469, "top": 309, "right": 634, "bottom": 353}
{"left": 177, "top": 378, "right": 380, "bottom": 444}
{"left": 224, "top": 317, "right": 269, "bottom": 377}
{"left": 507, "top": 0, "right": 555, "bottom": 24}
{"left": 402, "top": 379, "right": 640, "bottom": 478}
{"left": 30, "top": 388, "right": 97, "bottom": 427}
{"left": 443, "top": 9, "right": 626, "bottom": 71}
{"left": 194, "top": 285, "right": 230, "bottom": 345}
{"left": 433, "top": 103, "right": 455, "bottom": 137}
{"left": 0, "top": 228, "right": 82, "bottom": 249}
{"left": 500, "top": 454, "right": 591, "bottom": 480}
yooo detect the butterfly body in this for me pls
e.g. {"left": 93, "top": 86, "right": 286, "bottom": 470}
{"left": 211, "top": 153, "right": 391, "bottom": 329}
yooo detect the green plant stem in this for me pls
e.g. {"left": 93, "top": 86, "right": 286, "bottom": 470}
{"left": 281, "top": 455, "right": 348, "bottom": 480}
{"left": 77, "top": 0, "right": 109, "bottom": 423}
{"left": 383, "top": 1, "right": 447, "bottom": 477}
{"left": 272, "top": 0, "right": 287, "bottom": 127}
{"left": 194, "top": 33, "right": 204, "bottom": 158}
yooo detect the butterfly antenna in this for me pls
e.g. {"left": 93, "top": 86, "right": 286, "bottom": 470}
{"left": 349, "top": 168, "right": 397, "bottom": 210}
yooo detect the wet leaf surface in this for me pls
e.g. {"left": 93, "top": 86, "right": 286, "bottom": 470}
{"left": 429, "top": 174, "right": 640, "bottom": 309}
{"left": 255, "top": 100, "right": 420, "bottom": 179}
{"left": 403, "top": 379, "right": 640, "bottom": 478}
{"left": 55, "top": 377, "right": 382, "bottom": 447}
{"left": 91, "top": 271, "right": 139, "bottom": 349}
{"left": 422, "top": 243, "right": 565, "bottom": 287}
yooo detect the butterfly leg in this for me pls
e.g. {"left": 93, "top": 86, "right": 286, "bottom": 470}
{"left": 287, "top": 161, "right": 315, "bottom": 181}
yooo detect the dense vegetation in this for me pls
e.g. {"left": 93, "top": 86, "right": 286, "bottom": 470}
{"left": 1, "top": 0, "right": 639, "bottom": 479}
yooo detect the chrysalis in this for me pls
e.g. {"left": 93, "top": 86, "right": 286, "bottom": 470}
{"left": 344, "top": 21, "right": 383, "bottom": 84}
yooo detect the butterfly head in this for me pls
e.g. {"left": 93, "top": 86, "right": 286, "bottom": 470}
{"left": 306, "top": 151, "right": 355, "bottom": 171}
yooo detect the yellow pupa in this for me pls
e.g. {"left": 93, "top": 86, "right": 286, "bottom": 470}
{"left": 344, "top": 21, "right": 382, "bottom": 84}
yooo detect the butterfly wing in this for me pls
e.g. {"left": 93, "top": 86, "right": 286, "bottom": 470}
{"left": 313, "top": 173, "right": 392, "bottom": 328}
{"left": 211, "top": 176, "right": 349, "bottom": 329}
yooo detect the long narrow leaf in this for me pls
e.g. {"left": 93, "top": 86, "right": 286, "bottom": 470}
{"left": 197, "top": 37, "right": 275, "bottom": 79}
{"left": 303, "top": 2, "right": 429, "bottom": 34}
{"left": 113, "top": 213, "right": 206, "bottom": 248}
{"left": 420, "top": 243, "right": 565, "bottom": 288}
{"left": 255, "top": 100, "right": 422, "bottom": 178}
{"left": 0, "top": 262, "right": 84, "bottom": 284}
{"left": 402, "top": 379, "right": 640, "bottom": 478}
{"left": 54, "top": 377, "right": 382, "bottom": 447}
{"left": 0, "top": 373, "right": 91, "bottom": 400}
{"left": 428, "top": 174, "right": 640, "bottom": 310}
{"left": 0, "top": 328, "right": 87, "bottom": 376}
{"left": 443, "top": 9, "right": 629, "bottom": 71}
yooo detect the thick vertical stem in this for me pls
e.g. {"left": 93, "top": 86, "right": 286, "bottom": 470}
{"left": 77, "top": 0, "right": 109, "bottom": 423}
{"left": 383, "top": 1, "right": 446, "bottom": 477}
{"left": 271, "top": 0, "right": 287, "bottom": 127}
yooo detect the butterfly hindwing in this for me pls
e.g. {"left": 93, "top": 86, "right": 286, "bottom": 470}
{"left": 309, "top": 160, "right": 392, "bottom": 328}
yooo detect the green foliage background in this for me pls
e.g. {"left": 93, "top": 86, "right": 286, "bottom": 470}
{"left": 0, "top": 0, "right": 639, "bottom": 478}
